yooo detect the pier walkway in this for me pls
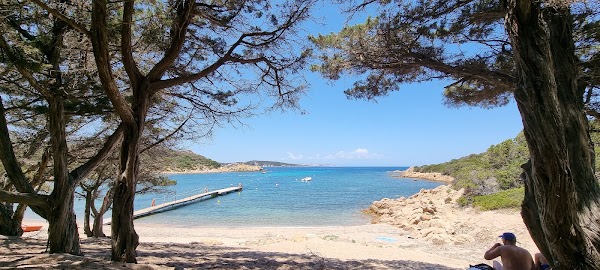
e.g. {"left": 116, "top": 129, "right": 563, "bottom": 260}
{"left": 103, "top": 186, "right": 242, "bottom": 224}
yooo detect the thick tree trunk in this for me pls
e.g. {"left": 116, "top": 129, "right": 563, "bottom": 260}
{"left": 111, "top": 127, "right": 141, "bottom": 262}
{"left": 0, "top": 203, "right": 22, "bottom": 236}
{"left": 505, "top": 1, "right": 600, "bottom": 269}
{"left": 46, "top": 96, "right": 80, "bottom": 255}
{"left": 110, "top": 85, "right": 153, "bottom": 262}
{"left": 92, "top": 212, "right": 106, "bottom": 238}
{"left": 47, "top": 187, "right": 79, "bottom": 254}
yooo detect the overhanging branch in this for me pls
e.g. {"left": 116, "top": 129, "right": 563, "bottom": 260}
{"left": 0, "top": 190, "right": 49, "bottom": 206}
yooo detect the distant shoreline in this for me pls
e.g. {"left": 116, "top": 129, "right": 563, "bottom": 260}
{"left": 162, "top": 163, "right": 263, "bottom": 175}
{"left": 390, "top": 166, "right": 454, "bottom": 183}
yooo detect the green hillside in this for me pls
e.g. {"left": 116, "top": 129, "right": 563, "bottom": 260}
{"left": 415, "top": 132, "right": 529, "bottom": 196}
{"left": 415, "top": 130, "right": 600, "bottom": 209}
{"left": 242, "top": 160, "right": 304, "bottom": 167}
{"left": 155, "top": 149, "right": 221, "bottom": 172}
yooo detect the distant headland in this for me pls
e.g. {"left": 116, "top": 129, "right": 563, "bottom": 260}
{"left": 390, "top": 166, "right": 454, "bottom": 183}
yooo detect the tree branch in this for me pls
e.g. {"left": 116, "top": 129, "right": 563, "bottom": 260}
{"left": 0, "top": 190, "right": 49, "bottom": 206}
{"left": 0, "top": 97, "right": 34, "bottom": 194}
{"left": 90, "top": 0, "right": 135, "bottom": 125}
{"left": 147, "top": 0, "right": 196, "bottom": 82}
{"left": 0, "top": 35, "right": 52, "bottom": 98}
{"left": 69, "top": 123, "right": 125, "bottom": 185}
{"left": 141, "top": 117, "right": 190, "bottom": 153}
{"left": 28, "top": 0, "right": 91, "bottom": 37}
{"left": 121, "top": 0, "right": 142, "bottom": 90}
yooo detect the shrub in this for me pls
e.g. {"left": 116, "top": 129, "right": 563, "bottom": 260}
{"left": 456, "top": 196, "right": 470, "bottom": 207}
{"left": 472, "top": 187, "right": 524, "bottom": 210}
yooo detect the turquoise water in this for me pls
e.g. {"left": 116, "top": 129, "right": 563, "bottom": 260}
{"left": 132, "top": 167, "right": 441, "bottom": 227}
{"left": 25, "top": 167, "right": 442, "bottom": 227}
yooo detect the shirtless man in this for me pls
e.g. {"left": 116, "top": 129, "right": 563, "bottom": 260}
{"left": 484, "top": 232, "right": 535, "bottom": 270}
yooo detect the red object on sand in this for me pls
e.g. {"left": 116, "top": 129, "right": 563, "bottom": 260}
{"left": 21, "top": 225, "right": 43, "bottom": 232}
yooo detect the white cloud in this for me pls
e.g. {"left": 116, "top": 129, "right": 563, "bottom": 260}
{"left": 353, "top": 148, "right": 369, "bottom": 154}
{"left": 324, "top": 148, "right": 381, "bottom": 160}
{"left": 285, "top": 148, "right": 382, "bottom": 163}
{"left": 286, "top": 152, "right": 304, "bottom": 160}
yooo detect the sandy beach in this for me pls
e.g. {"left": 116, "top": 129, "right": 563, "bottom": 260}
{"left": 2, "top": 189, "right": 540, "bottom": 270}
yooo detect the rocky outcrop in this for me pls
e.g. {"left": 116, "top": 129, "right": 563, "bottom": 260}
{"left": 365, "top": 185, "right": 474, "bottom": 245}
{"left": 163, "top": 163, "right": 262, "bottom": 174}
{"left": 392, "top": 167, "right": 454, "bottom": 183}
{"left": 213, "top": 163, "right": 263, "bottom": 172}
{"left": 366, "top": 184, "right": 536, "bottom": 249}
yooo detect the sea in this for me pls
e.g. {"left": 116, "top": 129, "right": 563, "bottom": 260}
{"left": 26, "top": 167, "right": 443, "bottom": 227}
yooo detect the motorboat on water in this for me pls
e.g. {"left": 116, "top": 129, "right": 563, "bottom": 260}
{"left": 300, "top": 177, "right": 312, "bottom": 182}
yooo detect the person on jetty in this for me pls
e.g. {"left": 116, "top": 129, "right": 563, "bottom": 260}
{"left": 484, "top": 232, "right": 535, "bottom": 270}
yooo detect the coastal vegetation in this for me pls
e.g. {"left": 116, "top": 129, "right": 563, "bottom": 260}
{"left": 415, "top": 132, "right": 528, "bottom": 209}
{"left": 415, "top": 127, "right": 600, "bottom": 210}
{"left": 242, "top": 160, "right": 303, "bottom": 167}
{"left": 312, "top": 0, "right": 600, "bottom": 268}
{"left": 470, "top": 188, "right": 525, "bottom": 211}
{"left": 416, "top": 132, "right": 529, "bottom": 197}
{"left": 158, "top": 149, "right": 221, "bottom": 172}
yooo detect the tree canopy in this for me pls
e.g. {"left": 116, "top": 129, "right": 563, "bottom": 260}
{"left": 11, "top": 0, "right": 317, "bottom": 263}
{"left": 311, "top": 0, "right": 600, "bottom": 114}
{"left": 312, "top": 0, "right": 600, "bottom": 268}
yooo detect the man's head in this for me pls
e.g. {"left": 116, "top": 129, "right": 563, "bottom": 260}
{"left": 499, "top": 232, "right": 517, "bottom": 245}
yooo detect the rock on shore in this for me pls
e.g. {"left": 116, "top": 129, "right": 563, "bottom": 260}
{"left": 365, "top": 185, "right": 471, "bottom": 245}
{"left": 392, "top": 166, "right": 454, "bottom": 183}
{"left": 365, "top": 184, "right": 536, "bottom": 255}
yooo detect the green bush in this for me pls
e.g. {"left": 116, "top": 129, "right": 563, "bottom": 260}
{"left": 415, "top": 133, "right": 529, "bottom": 196}
{"left": 472, "top": 187, "right": 525, "bottom": 210}
{"left": 456, "top": 196, "right": 470, "bottom": 207}
{"left": 414, "top": 121, "right": 600, "bottom": 210}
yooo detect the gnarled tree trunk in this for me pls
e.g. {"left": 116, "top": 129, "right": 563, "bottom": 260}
{"left": 0, "top": 203, "right": 23, "bottom": 236}
{"left": 111, "top": 94, "right": 149, "bottom": 262}
{"left": 505, "top": 1, "right": 600, "bottom": 268}
{"left": 83, "top": 190, "right": 94, "bottom": 237}
{"left": 47, "top": 96, "right": 81, "bottom": 255}
{"left": 92, "top": 186, "right": 113, "bottom": 238}
{"left": 111, "top": 127, "right": 141, "bottom": 262}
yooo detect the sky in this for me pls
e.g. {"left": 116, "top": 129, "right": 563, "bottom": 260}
{"left": 183, "top": 2, "right": 525, "bottom": 167}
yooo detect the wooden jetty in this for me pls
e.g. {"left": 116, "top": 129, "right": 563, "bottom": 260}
{"left": 103, "top": 186, "right": 242, "bottom": 224}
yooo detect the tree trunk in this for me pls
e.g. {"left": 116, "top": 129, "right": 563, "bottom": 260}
{"left": 92, "top": 212, "right": 106, "bottom": 238}
{"left": 83, "top": 190, "right": 93, "bottom": 237}
{"left": 505, "top": 1, "right": 600, "bottom": 269}
{"left": 46, "top": 96, "right": 81, "bottom": 255}
{"left": 92, "top": 187, "right": 112, "bottom": 238}
{"left": 0, "top": 203, "right": 22, "bottom": 236}
{"left": 111, "top": 127, "right": 140, "bottom": 262}
{"left": 47, "top": 187, "right": 79, "bottom": 254}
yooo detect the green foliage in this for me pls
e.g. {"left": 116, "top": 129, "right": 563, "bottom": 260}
{"left": 416, "top": 126, "right": 600, "bottom": 208}
{"left": 456, "top": 196, "right": 470, "bottom": 207}
{"left": 471, "top": 188, "right": 525, "bottom": 210}
{"left": 156, "top": 149, "right": 221, "bottom": 172}
{"left": 416, "top": 132, "right": 529, "bottom": 196}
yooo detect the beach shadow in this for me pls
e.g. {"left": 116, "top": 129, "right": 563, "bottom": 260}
{"left": 132, "top": 241, "right": 461, "bottom": 270}
{"left": 2, "top": 237, "right": 462, "bottom": 269}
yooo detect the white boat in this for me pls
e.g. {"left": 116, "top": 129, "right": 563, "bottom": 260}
{"left": 301, "top": 177, "right": 312, "bottom": 182}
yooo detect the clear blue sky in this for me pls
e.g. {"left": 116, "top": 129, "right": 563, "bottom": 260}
{"left": 183, "top": 3, "right": 524, "bottom": 167}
